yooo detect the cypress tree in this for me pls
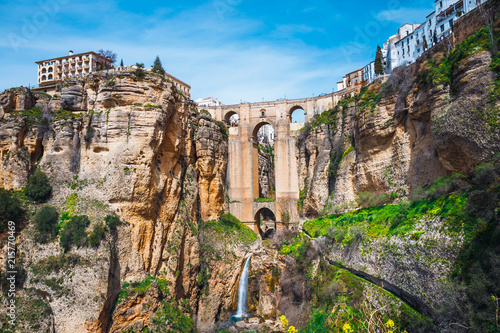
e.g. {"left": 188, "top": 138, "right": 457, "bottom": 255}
{"left": 374, "top": 45, "right": 384, "bottom": 75}
{"left": 152, "top": 56, "right": 165, "bottom": 76}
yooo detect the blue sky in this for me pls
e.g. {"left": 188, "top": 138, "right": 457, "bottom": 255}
{"left": 0, "top": 0, "right": 435, "bottom": 105}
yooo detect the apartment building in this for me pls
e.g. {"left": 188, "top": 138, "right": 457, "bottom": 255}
{"left": 34, "top": 51, "right": 111, "bottom": 94}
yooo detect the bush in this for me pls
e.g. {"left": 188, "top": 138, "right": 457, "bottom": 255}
{"left": 0, "top": 188, "right": 24, "bottom": 231}
{"left": 150, "top": 301, "right": 196, "bottom": 332}
{"left": 25, "top": 170, "right": 52, "bottom": 203}
{"left": 216, "top": 120, "right": 228, "bottom": 140}
{"left": 88, "top": 223, "right": 105, "bottom": 247}
{"left": 34, "top": 206, "right": 59, "bottom": 243}
{"left": 355, "top": 191, "right": 375, "bottom": 208}
{"left": 59, "top": 215, "right": 90, "bottom": 252}
{"left": 105, "top": 214, "right": 121, "bottom": 231}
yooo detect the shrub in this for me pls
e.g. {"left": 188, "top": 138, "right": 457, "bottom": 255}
{"left": 150, "top": 301, "right": 196, "bottom": 332}
{"left": 25, "top": 170, "right": 52, "bottom": 203}
{"left": 216, "top": 120, "right": 228, "bottom": 140}
{"left": 34, "top": 206, "right": 59, "bottom": 243}
{"left": 355, "top": 191, "right": 375, "bottom": 208}
{"left": 88, "top": 223, "right": 105, "bottom": 247}
{"left": 59, "top": 215, "right": 90, "bottom": 252}
{"left": 105, "top": 214, "right": 121, "bottom": 231}
{"left": 0, "top": 188, "right": 24, "bottom": 231}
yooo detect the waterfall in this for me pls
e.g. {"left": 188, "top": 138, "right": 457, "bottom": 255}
{"left": 234, "top": 255, "right": 252, "bottom": 318}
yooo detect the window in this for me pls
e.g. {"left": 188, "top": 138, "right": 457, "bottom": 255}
{"left": 440, "top": 1, "right": 443, "bottom": 8}
{"left": 441, "top": 24, "right": 445, "bottom": 32}
{"left": 261, "top": 111, "right": 265, "bottom": 117}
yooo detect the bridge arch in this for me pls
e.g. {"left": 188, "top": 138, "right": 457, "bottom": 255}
{"left": 254, "top": 207, "right": 276, "bottom": 239}
{"left": 289, "top": 105, "right": 306, "bottom": 123}
{"left": 224, "top": 110, "right": 239, "bottom": 124}
{"left": 252, "top": 120, "right": 275, "bottom": 140}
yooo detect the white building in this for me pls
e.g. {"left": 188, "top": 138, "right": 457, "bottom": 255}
{"left": 195, "top": 97, "right": 223, "bottom": 107}
{"left": 394, "top": 0, "right": 487, "bottom": 69}
{"left": 384, "top": 23, "right": 421, "bottom": 73}
{"left": 362, "top": 61, "right": 376, "bottom": 85}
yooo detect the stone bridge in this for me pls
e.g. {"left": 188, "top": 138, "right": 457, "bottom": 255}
{"left": 205, "top": 93, "right": 346, "bottom": 235}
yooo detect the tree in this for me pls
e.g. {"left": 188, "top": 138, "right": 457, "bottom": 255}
{"left": 60, "top": 215, "right": 90, "bottom": 252}
{"left": 374, "top": 45, "right": 384, "bottom": 75}
{"left": 0, "top": 188, "right": 24, "bottom": 231}
{"left": 423, "top": 36, "right": 428, "bottom": 50}
{"left": 433, "top": 28, "right": 438, "bottom": 45}
{"left": 34, "top": 205, "right": 59, "bottom": 243}
{"left": 152, "top": 56, "right": 165, "bottom": 76}
{"left": 25, "top": 170, "right": 52, "bottom": 203}
{"left": 120, "top": 58, "right": 124, "bottom": 67}
{"left": 97, "top": 49, "right": 117, "bottom": 69}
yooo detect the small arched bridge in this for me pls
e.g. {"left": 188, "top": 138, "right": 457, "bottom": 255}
{"left": 205, "top": 95, "right": 341, "bottom": 236}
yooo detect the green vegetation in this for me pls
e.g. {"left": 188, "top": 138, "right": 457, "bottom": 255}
{"left": 300, "top": 154, "right": 500, "bottom": 331}
{"left": 418, "top": 27, "right": 493, "bottom": 91}
{"left": 30, "top": 253, "right": 86, "bottom": 277}
{"left": 216, "top": 120, "right": 228, "bottom": 140}
{"left": 200, "top": 213, "right": 257, "bottom": 246}
{"left": 87, "top": 222, "right": 105, "bottom": 247}
{"left": 105, "top": 214, "right": 122, "bottom": 231}
{"left": 25, "top": 170, "right": 52, "bottom": 203}
{"left": 134, "top": 63, "right": 146, "bottom": 80}
{"left": 151, "top": 56, "right": 166, "bottom": 76}
{"left": 10, "top": 107, "right": 44, "bottom": 127}
{"left": 115, "top": 275, "right": 194, "bottom": 332}
{"left": 59, "top": 215, "right": 91, "bottom": 252}
{"left": 375, "top": 45, "right": 384, "bottom": 75}
{"left": 34, "top": 205, "right": 59, "bottom": 243}
{"left": 150, "top": 301, "right": 196, "bottom": 332}
{"left": 0, "top": 188, "right": 24, "bottom": 231}
{"left": 254, "top": 198, "right": 276, "bottom": 203}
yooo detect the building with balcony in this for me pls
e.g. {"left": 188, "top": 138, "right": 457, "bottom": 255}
{"left": 34, "top": 50, "right": 112, "bottom": 95}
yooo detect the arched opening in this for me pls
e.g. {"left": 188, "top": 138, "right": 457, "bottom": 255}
{"left": 254, "top": 208, "right": 276, "bottom": 239}
{"left": 252, "top": 122, "right": 276, "bottom": 201}
{"left": 289, "top": 106, "right": 306, "bottom": 123}
{"left": 224, "top": 111, "right": 239, "bottom": 127}
{"left": 41, "top": 75, "right": 47, "bottom": 81}
{"left": 42, "top": 68, "right": 47, "bottom": 74}
{"left": 48, "top": 74, "right": 53, "bottom": 80}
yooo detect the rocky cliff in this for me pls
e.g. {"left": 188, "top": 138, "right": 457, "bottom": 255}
{"left": 0, "top": 71, "right": 237, "bottom": 332}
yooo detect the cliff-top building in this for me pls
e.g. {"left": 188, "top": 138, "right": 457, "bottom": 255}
{"left": 34, "top": 51, "right": 112, "bottom": 95}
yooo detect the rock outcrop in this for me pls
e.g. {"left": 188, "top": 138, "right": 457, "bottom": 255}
{"left": 0, "top": 71, "right": 231, "bottom": 332}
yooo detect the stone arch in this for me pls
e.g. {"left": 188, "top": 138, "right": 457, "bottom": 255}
{"left": 289, "top": 105, "right": 306, "bottom": 123}
{"left": 224, "top": 111, "right": 239, "bottom": 127}
{"left": 252, "top": 121, "right": 275, "bottom": 140}
{"left": 254, "top": 207, "right": 276, "bottom": 239}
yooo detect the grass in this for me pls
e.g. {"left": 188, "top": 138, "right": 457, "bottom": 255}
{"left": 254, "top": 198, "right": 276, "bottom": 203}
{"left": 303, "top": 193, "right": 468, "bottom": 242}
{"left": 200, "top": 213, "right": 257, "bottom": 246}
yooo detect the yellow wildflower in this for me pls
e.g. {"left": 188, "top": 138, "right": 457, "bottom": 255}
{"left": 280, "top": 315, "right": 289, "bottom": 328}
{"left": 342, "top": 323, "right": 353, "bottom": 333}
{"left": 386, "top": 319, "right": 395, "bottom": 328}
{"left": 288, "top": 326, "right": 298, "bottom": 333}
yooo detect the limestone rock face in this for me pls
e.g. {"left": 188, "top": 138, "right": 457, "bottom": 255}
{"left": 297, "top": 49, "right": 500, "bottom": 217}
{"left": 0, "top": 72, "right": 229, "bottom": 332}
{"left": 0, "top": 87, "right": 35, "bottom": 116}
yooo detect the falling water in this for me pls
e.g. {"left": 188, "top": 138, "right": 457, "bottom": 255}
{"left": 234, "top": 255, "right": 252, "bottom": 319}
